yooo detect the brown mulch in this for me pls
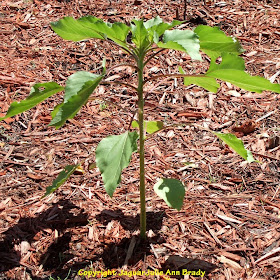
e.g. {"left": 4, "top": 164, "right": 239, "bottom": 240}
{"left": 0, "top": 0, "right": 280, "bottom": 279}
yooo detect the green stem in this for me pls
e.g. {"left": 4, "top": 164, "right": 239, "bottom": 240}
{"left": 137, "top": 51, "right": 146, "bottom": 239}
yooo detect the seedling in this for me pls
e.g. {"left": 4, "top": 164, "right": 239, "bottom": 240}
{"left": 1, "top": 16, "right": 279, "bottom": 238}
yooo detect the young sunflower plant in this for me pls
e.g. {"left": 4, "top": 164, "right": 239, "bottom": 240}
{"left": 1, "top": 16, "right": 279, "bottom": 238}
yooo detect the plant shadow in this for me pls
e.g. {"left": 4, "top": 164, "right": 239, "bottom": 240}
{"left": 0, "top": 199, "right": 88, "bottom": 277}
{"left": 40, "top": 209, "right": 167, "bottom": 279}
{"left": 0, "top": 205, "right": 218, "bottom": 279}
{"left": 95, "top": 209, "right": 167, "bottom": 232}
{"left": 47, "top": 233, "right": 167, "bottom": 280}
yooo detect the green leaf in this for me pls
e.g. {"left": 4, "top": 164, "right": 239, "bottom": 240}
{"left": 143, "top": 16, "right": 164, "bottom": 30}
{"left": 154, "top": 178, "right": 185, "bottom": 210}
{"left": 157, "top": 29, "right": 201, "bottom": 60}
{"left": 95, "top": 131, "right": 139, "bottom": 197}
{"left": 42, "top": 164, "right": 79, "bottom": 198}
{"left": 0, "top": 82, "right": 64, "bottom": 121}
{"left": 143, "top": 16, "right": 182, "bottom": 41}
{"left": 184, "top": 76, "right": 220, "bottom": 92}
{"left": 131, "top": 19, "right": 150, "bottom": 50}
{"left": 63, "top": 71, "right": 100, "bottom": 102}
{"left": 51, "top": 16, "right": 104, "bottom": 41}
{"left": 179, "top": 66, "right": 220, "bottom": 93}
{"left": 214, "top": 132, "right": 255, "bottom": 162}
{"left": 49, "top": 71, "right": 103, "bottom": 129}
{"left": 51, "top": 16, "right": 130, "bottom": 48}
{"left": 194, "top": 25, "right": 243, "bottom": 59}
{"left": 51, "top": 103, "right": 63, "bottom": 119}
{"left": 131, "top": 17, "right": 183, "bottom": 50}
{"left": 206, "top": 53, "right": 280, "bottom": 93}
{"left": 132, "top": 120, "right": 164, "bottom": 134}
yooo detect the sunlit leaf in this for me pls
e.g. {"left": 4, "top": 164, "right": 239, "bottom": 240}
{"left": 157, "top": 29, "right": 201, "bottom": 60}
{"left": 51, "top": 16, "right": 130, "bottom": 48}
{"left": 143, "top": 16, "right": 182, "bottom": 42}
{"left": 63, "top": 71, "right": 100, "bottom": 102}
{"left": 154, "top": 178, "right": 185, "bottom": 210}
{"left": 194, "top": 25, "right": 243, "bottom": 59}
{"left": 95, "top": 131, "right": 139, "bottom": 197}
{"left": 214, "top": 132, "right": 255, "bottom": 162}
{"left": 49, "top": 71, "right": 103, "bottom": 129}
{"left": 0, "top": 82, "right": 64, "bottom": 121}
{"left": 184, "top": 76, "right": 220, "bottom": 92}
{"left": 42, "top": 164, "right": 79, "bottom": 198}
{"left": 179, "top": 66, "right": 220, "bottom": 93}
{"left": 206, "top": 53, "right": 280, "bottom": 93}
{"left": 132, "top": 120, "right": 164, "bottom": 134}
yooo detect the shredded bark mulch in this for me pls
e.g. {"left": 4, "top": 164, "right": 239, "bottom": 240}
{"left": 0, "top": 0, "right": 280, "bottom": 279}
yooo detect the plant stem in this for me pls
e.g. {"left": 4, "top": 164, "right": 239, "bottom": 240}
{"left": 137, "top": 51, "right": 146, "bottom": 239}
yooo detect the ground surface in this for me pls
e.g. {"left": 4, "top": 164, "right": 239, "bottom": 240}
{"left": 0, "top": 0, "right": 280, "bottom": 279}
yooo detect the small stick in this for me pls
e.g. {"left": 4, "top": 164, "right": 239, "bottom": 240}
{"left": 255, "top": 110, "right": 276, "bottom": 123}
{"left": 123, "top": 235, "right": 137, "bottom": 269}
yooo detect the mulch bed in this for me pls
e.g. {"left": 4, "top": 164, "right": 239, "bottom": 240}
{"left": 0, "top": 0, "right": 280, "bottom": 279}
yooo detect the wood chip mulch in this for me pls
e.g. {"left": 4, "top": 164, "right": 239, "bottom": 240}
{"left": 0, "top": 0, "right": 280, "bottom": 279}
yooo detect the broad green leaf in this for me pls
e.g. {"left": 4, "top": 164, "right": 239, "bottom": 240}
{"left": 51, "top": 16, "right": 104, "bottom": 41}
{"left": 157, "top": 29, "right": 201, "bottom": 60}
{"left": 42, "top": 164, "right": 79, "bottom": 198}
{"left": 51, "top": 103, "right": 63, "bottom": 119}
{"left": 154, "top": 178, "right": 185, "bottom": 210}
{"left": 78, "top": 16, "right": 130, "bottom": 48}
{"left": 49, "top": 71, "right": 103, "bottom": 128}
{"left": 143, "top": 16, "right": 163, "bottom": 30}
{"left": 194, "top": 25, "right": 243, "bottom": 59}
{"left": 184, "top": 76, "right": 220, "bottom": 92}
{"left": 143, "top": 16, "right": 182, "bottom": 41}
{"left": 132, "top": 120, "right": 164, "bottom": 134}
{"left": 206, "top": 53, "right": 280, "bottom": 93}
{"left": 0, "top": 82, "right": 64, "bottom": 121}
{"left": 63, "top": 71, "right": 100, "bottom": 102}
{"left": 51, "top": 16, "right": 130, "bottom": 48}
{"left": 214, "top": 132, "right": 255, "bottom": 163}
{"left": 146, "top": 121, "right": 164, "bottom": 134}
{"left": 95, "top": 131, "right": 139, "bottom": 197}
{"left": 131, "top": 19, "right": 150, "bottom": 50}
{"left": 179, "top": 66, "right": 220, "bottom": 93}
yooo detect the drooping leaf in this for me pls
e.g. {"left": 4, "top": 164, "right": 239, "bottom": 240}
{"left": 157, "top": 29, "right": 201, "bottom": 60}
{"left": 184, "top": 76, "right": 220, "bottom": 92}
{"left": 179, "top": 66, "right": 220, "bottom": 93}
{"left": 42, "top": 164, "right": 79, "bottom": 198}
{"left": 49, "top": 71, "right": 103, "bottom": 129}
{"left": 0, "top": 82, "right": 64, "bottom": 121}
{"left": 194, "top": 25, "right": 243, "bottom": 59}
{"left": 51, "top": 16, "right": 130, "bottom": 48}
{"left": 132, "top": 120, "right": 164, "bottom": 134}
{"left": 214, "top": 132, "right": 255, "bottom": 163}
{"left": 154, "top": 178, "right": 185, "bottom": 210}
{"left": 63, "top": 71, "right": 100, "bottom": 102}
{"left": 206, "top": 53, "right": 280, "bottom": 93}
{"left": 95, "top": 131, "right": 139, "bottom": 197}
{"left": 51, "top": 103, "right": 63, "bottom": 119}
